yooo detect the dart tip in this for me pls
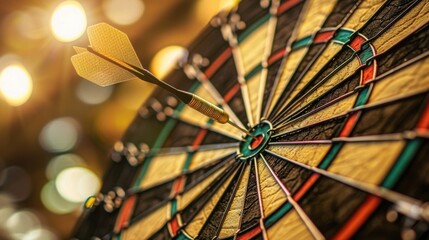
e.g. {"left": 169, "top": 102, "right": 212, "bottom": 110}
{"left": 227, "top": 119, "right": 254, "bottom": 137}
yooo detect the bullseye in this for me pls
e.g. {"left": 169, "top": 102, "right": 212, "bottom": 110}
{"left": 249, "top": 134, "right": 264, "bottom": 150}
{"left": 238, "top": 120, "right": 272, "bottom": 161}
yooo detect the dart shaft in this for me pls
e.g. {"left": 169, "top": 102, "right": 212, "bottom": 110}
{"left": 227, "top": 119, "right": 253, "bottom": 136}
{"left": 185, "top": 93, "right": 254, "bottom": 136}
{"left": 188, "top": 94, "right": 229, "bottom": 123}
{"left": 86, "top": 47, "right": 252, "bottom": 132}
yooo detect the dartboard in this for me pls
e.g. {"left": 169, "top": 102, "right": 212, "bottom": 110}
{"left": 72, "top": 0, "right": 429, "bottom": 239}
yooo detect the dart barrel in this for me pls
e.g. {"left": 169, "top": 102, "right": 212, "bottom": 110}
{"left": 188, "top": 94, "right": 229, "bottom": 124}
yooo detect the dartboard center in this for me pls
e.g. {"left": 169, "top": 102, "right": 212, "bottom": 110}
{"left": 249, "top": 134, "right": 264, "bottom": 149}
{"left": 238, "top": 120, "right": 272, "bottom": 161}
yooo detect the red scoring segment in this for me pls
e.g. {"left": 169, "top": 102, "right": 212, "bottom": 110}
{"left": 249, "top": 134, "right": 264, "bottom": 150}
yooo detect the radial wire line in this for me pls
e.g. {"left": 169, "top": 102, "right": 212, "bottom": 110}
{"left": 266, "top": 0, "right": 364, "bottom": 119}
{"left": 264, "top": 149, "right": 429, "bottom": 222}
{"left": 181, "top": 155, "right": 237, "bottom": 193}
{"left": 220, "top": 21, "right": 255, "bottom": 127}
{"left": 195, "top": 163, "right": 246, "bottom": 237}
{"left": 270, "top": 131, "right": 424, "bottom": 144}
{"left": 227, "top": 119, "right": 253, "bottom": 137}
{"left": 234, "top": 164, "right": 251, "bottom": 235}
{"left": 252, "top": 158, "right": 269, "bottom": 238}
{"left": 183, "top": 63, "right": 246, "bottom": 129}
{"left": 271, "top": 49, "right": 356, "bottom": 126}
{"left": 269, "top": 0, "right": 422, "bottom": 124}
{"left": 272, "top": 88, "right": 355, "bottom": 130}
{"left": 274, "top": 52, "right": 355, "bottom": 122}
{"left": 162, "top": 110, "right": 243, "bottom": 141}
{"left": 109, "top": 154, "right": 237, "bottom": 236}
{"left": 272, "top": 85, "right": 429, "bottom": 134}
{"left": 214, "top": 163, "right": 248, "bottom": 236}
{"left": 262, "top": 0, "right": 313, "bottom": 119}
{"left": 277, "top": 51, "right": 429, "bottom": 125}
{"left": 141, "top": 143, "right": 239, "bottom": 158}
{"left": 179, "top": 162, "right": 241, "bottom": 227}
{"left": 267, "top": 37, "right": 328, "bottom": 122}
{"left": 256, "top": 0, "right": 280, "bottom": 122}
{"left": 272, "top": 88, "right": 429, "bottom": 135}
{"left": 260, "top": 154, "right": 326, "bottom": 240}
{"left": 270, "top": 114, "right": 348, "bottom": 138}
{"left": 253, "top": 158, "right": 265, "bottom": 218}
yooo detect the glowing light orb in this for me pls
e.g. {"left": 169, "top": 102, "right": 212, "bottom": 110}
{"left": 103, "top": 0, "right": 144, "bottom": 25}
{"left": 51, "top": 1, "right": 87, "bottom": 42}
{"left": 55, "top": 167, "right": 100, "bottom": 203}
{"left": 40, "top": 181, "right": 79, "bottom": 214}
{"left": 23, "top": 228, "right": 57, "bottom": 240}
{"left": 76, "top": 79, "right": 113, "bottom": 105}
{"left": 6, "top": 210, "right": 40, "bottom": 234}
{"left": 45, "top": 154, "right": 85, "bottom": 179}
{"left": 219, "top": 0, "right": 240, "bottom": 10}
{"left": 150, "top": 45, "right": 187, "bottom": 79}
{"left": 39, "top": 117, "right": 80, "bottom": 153}
{"left": 0, "top": 64, "right": 32, "bottom": 106}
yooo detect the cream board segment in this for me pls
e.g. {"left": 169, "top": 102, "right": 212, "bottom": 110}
{"left": 140, "top": 153, "right": 187, "bottom": 188}
{"left": 269, "top": 0, "right": 337, "bottom": 112}
{"left": 239, "top": 22, "right": 269, "bottom": 73}
{"left": 177, "top": 164, "right": 228, "bottom": 211}
{"left": 287, "top": 57, "right": 361, "bottom": 115}
{"left": 372, "top": 1, "right": 429, "bottom": 54}
{"left": 284, "top": 43, "right": 343, "bottom": 107}
{"left": 188, "top": 147, "right": 237, "bottom": 171}
{"left": 266, "top": 209, "right": 314, "bottom": 240}
{"left": 328, "top": 141, "right": 405, "bottom": 185}
{"left": 257, "top": 158, "right": 288, "bottom": 217}
{"left": 183, "top": 172, "right": 236, "bottom": 237}
{"left": 269, "top": 144, "right": 331, "bottom": 168}
{"left": 295, "top": 0, "right": 336, "bottom": 39}
{"left": 277, "top": 93, "right": 357, "bottom": 133}
{"left": 279, "top": 0, "right": 386, "bottom": 109}
{"left": 341, "top": 0, "right": 386, "bottom": 30}
{"left": 122, "top": 204, "right": 169, "bottom": 240}
{"left": 268, "top": 48, "right": 307, "bottom": 114}
{"left": 369, "top": 57, "right": 429, "bottom": 103}
{"left": 219, "top": 164, "right": 251, "bottom": 238}
{"left": 247, "top": 72, "right": 262, "bottom": 124}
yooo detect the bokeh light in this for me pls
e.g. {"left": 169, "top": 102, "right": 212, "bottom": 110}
{"left": 51, "top": 0, "right": 87, "bottom": 42}
{"left": 102, "top": 0, "right": 145, "bottom": 25}
{"left": 23, "top": 228, "right": 57, "bottom": 240}
{"left": 2, "top": 8, "right": 48, "bottom": 51}
{"left": 41, "top": 181, "right": 80, "bottom": 214}
{"left": 45, "top": 154, "right": 85, "bottom": 180}
{"left": 13, "top": 8, "right": 47, "bottom": 41}
{"left": 195, "top": 0, "right": 240, "bottom": 24}
{"left": 76, "top": 79, "right": 114, "bottom": 105}
{"left": 39, "top": 117, "right": 80, "bottom": 153}
{"left": 150, "top": 45, "right": 187, "bottom": 79}
{"left": 0, "top": 207, "right": 15, "bottom": 226}
{"left": 0, "top": 64, "right": 33, "bottom": 106}
{"left": 6, "top": 210, "right": 40, "bottom": 237}
{"left": 0, "top": 1, "right": 235, "bottom": 239}
{"left": 219, "top": 0, "right": 240, "bottom": 10}
{"left": 55, "top": 167, "right": 100, "bottom": 203}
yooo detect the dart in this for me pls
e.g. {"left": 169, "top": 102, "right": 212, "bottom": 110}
{"left": 71, "top": 23, "right": 251, "bottom": 136}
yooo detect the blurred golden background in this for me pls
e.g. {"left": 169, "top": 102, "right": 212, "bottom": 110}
{"left": 0, "top": 0, "right": 238, "bottom": 239}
